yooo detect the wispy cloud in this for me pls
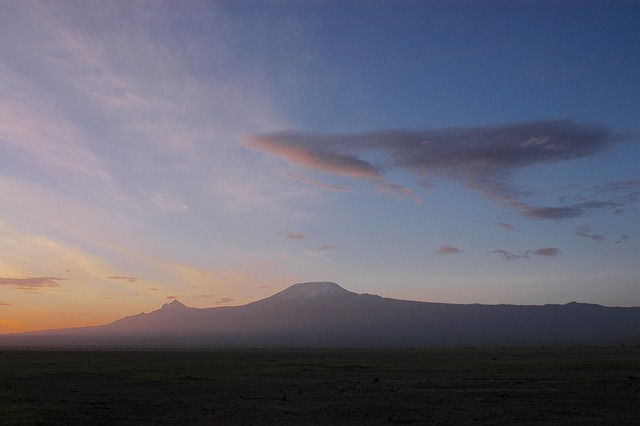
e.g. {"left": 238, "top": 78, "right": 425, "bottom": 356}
{"left": 436, "top": 245, "right": 461, "bottom": 255}
{"left": 37, "top": 6, "right": 202, "bottom": 158}
{"left": 491, "top": 249, "right": 523, "bottom": 260}
{"left": 0, "top": 220, "right": 116, "bottom": 287}
{"left": 194, "top": 294, "right": 217, "bottom": 300}
{"left": 574, "top": 225, "right": 606, "bottom": 243}
{"left": 375, "top": 181, "right": 422, "bottom": 203}
{"left": 615, "top": 234, "right": 631, "bottom": 244}
{"left": 0, "top": 92, "right": 112, "bottom": 184}
{"left": 245, "top": 132, "right": 380, "bottom": 179}
{"left": 519, "top": 200, "right": 625, "bottom": 220}
{"left": 244, "top": 121, "right": 622, "bottom": 219}
{"left": 151, "top": 192, "right": 188, "bottom": 212}
{"left": 595, "top": 178, "right": 640, "bottom": 194}
{"left": 0, "top": 277, "right": 66, "bottom": 289}
{"left": 284, "top": 173, "right": 348, "bottom": 192}
{"left": 283, "top": 231, "right": 308, "bottom": 240}
{"left": 1, "top": 1, "right": 287, "bottom": 215}
{"left": 303, "top": 244, "right": 337, "bottom": 261}
{"left": 491, "top": 247, "right": 561, "bottom": 260}
{"left": 107, "top": 276, "right": 141, "bottom": 283}
{"left": 494, "top": 222, "right": 515, "bottom": 231}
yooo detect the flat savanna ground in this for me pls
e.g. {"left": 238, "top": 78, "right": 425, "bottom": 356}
{"left": 1, "top": 347, "right": 639, "bottom": 425}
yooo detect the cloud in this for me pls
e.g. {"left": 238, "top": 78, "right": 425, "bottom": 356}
{"left": 107, "top": 276, "right": 141, "bottom": 283}
{"left": 588, "top": 179, "right": 639, "bottom": 215}
{"left": 195, "top": 294, "right": 217, "bottom": 300}
{"left": 1, "top": 0, "right": 290, "bottom": 218}
{"left": 283, "top": 231, "right": 308, "bottom": 240}
{"left": 166, "top": 295, "right": 178, "bottom": 300}
{"left": 244, "top": 133, "right": 381, "bottom": 179}
{"left": 244, "top": 120, "right": 620, "bottom": 219}
{"left": 0, "top": 301, "right": 14, "bottom": 306}
{"left": 284, "top": 173, "right": 349, "bottom": 192}
{"left": 493, "top": 247, "right": 561, "bottom": 260}
{"left": 375, "top": 181, "right": 422, "bottom": 203}
{"left": 615, "top": 234, "right": 631, "bottom": 244}
{"left": 490, "top": 249, "right": 523, "bottom": 260}
{"left": 529, "top": 247, "right": 561, "bottom": 257}
{"left": 303, "top": 244, "right": 337, "bottom": 261}
{"left": 0, "top": 95, "right": 115, "bottom": 193}
{"left": 216, "top": 297, "right": 235, "bottom": 304}
{"left": 151, "top": 192, "right": 188, "bottom": 212}
{"left": 436, "top": 245, "right": 461, "bottom": 255}
{"left": 595, "top": 178, "right": 640, "bottom": 193}
{"left": 0, "top": 220, "right": 119, "bottom": 289}
{"left": 0, "top": 277, "right": 66, "bottom": 289}
{"left": 0, "top": 74, "right": 113, "bottom": 184}
{"left": 574, "top": 225, "right": 606, "bottom": 243}
{"left": 518, "top": 200, "right": 625, "bottom": 219}
{"left": 494, "top": 222, "right": 515, "bottom": 231}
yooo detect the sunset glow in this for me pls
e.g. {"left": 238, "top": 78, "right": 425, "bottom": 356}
{"left": 1, "top": 1, "right": 639, "bottom": 332}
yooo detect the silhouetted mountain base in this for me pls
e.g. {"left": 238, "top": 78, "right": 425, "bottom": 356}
{"left": 2, "top": 282, "right": 640, "bottom": 348}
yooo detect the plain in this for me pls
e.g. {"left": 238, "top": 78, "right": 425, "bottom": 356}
{"left": 1, "top": 347, "right": 639, "bottom": 425}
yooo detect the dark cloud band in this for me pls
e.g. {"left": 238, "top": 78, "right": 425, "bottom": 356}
{"left": 244, "top": 120, "right": 622, "bottom": 219}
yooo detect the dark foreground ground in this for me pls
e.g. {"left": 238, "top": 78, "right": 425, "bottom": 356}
{"left": 1, "top": 347, "right": 639, "bottom": 425}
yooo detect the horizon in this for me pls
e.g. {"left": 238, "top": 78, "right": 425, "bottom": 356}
{"left": 1, "top": 1, "right": 639, "bottom": 333}
{"left": 3, "top": 280, "right": 639, "bottom": 337}
{"left": 3, "top": 279, "right": 640, "bottom": 350}
{"left": 145, "top": 281, "right": 640, "bottom": 310}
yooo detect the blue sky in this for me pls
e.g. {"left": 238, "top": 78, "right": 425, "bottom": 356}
{"left": 0, "top": 0, "right": 639, "bottom": 332}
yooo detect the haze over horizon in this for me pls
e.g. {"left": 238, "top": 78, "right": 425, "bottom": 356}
{"left": 1, "top": 1, "right": 639, "bottom": 333}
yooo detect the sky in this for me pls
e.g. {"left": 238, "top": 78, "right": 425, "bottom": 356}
{"left": 1, "top": 0, "right": 639, "bottom": 333}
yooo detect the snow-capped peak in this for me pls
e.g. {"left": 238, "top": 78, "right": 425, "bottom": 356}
{"left": 270, "top": 282, "right": 355, "bottom": 299}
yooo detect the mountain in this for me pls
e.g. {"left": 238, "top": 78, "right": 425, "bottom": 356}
{"left": 2, "top": 282, "right": 640, "bottom": 348}
{"left": 268, "top": 281, "right": 356, "bottom": 299}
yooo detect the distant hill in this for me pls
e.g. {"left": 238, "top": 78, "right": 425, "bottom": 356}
{"left": 2, "top": 282, "right": 640, "bottom": 348}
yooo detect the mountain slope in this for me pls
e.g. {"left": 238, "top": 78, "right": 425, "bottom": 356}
{"left": 267, "top": 281, "right": 357, "bottom": 299}
{"left": 2, "top": 282, "right": 640, "bottom": 347}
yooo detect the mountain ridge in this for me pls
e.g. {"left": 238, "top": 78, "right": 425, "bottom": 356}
{"left": 1, "top": 282, "right": 639, "bottom": 348}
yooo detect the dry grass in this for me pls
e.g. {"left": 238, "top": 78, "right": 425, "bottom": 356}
{"left": 1, "top": 347, "right": 639, "bottom": 424}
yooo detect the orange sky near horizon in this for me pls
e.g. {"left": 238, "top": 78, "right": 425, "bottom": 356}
{"left": 1, "top": 1, "right": 639, "bottom": 333}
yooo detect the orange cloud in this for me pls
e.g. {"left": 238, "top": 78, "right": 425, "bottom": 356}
{"left": 283, "top": 231, "right": 308, "bottom": 240}
{"left": 436, "top": 245, "right": 461, "bottom": 255}
{"left": 107, "top": 276, "right": 141, "bottom": 283}
{"left": 243, "top": 134, "right": 380, "bottom": 179}
{"left": 0, "top": 276, "right": 66, "bottom": 289}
